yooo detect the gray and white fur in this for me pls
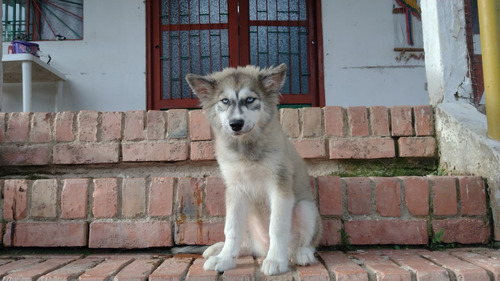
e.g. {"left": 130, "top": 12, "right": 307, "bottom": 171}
{"left": 185, "top": 64, "right": 322, "bottom": 276}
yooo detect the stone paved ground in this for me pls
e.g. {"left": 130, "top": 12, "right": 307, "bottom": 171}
{"left": 0, "top": 248, "right": 498, "bottom": 280}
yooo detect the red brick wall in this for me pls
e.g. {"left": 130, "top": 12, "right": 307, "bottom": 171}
{"left": 0, "top": 106, "right": 492, "bottom": 248}
{"left": 0, "top": 105, "right": 435, "bottom": 166}
{"left": 0, "top": 175, "right": 489, "bottom": 248}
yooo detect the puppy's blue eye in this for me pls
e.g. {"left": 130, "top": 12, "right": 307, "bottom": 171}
{"left": 221, "top": 98, "right": 229, "bottom": 104}
{"left": 246, "top": 97, "right": 255, "bottom": 104}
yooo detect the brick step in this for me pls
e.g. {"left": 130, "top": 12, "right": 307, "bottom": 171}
{"left": 0, "top": 248, "right": 498, "bottom": 280}
{"left": 0, "top": 175, "right": 490, "bottom": 248}
{"left": 0, "top": 106, "right": 435, "bottom": 167}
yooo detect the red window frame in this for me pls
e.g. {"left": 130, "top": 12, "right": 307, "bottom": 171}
{"left": 147, "top": 0, "right": 324, "bottom": 110}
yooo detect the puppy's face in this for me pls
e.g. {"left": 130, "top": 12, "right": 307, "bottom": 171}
{"left": 215, "top": 86, "right": 262, "bottom": 136}
{"left": 186, "top": 64, "right": 287, "bottom": 138}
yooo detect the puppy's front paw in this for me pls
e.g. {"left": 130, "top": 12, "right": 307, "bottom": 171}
{"left": 203, "top": 242, "right": 225, "bottom": 258}
{"left": 261, "top": 258, "right": 289, "bottom": 275}
{"left": 203, "top": 255, "right": 236, "bottom": 273}
{"left": 295, "top": 246, "right": 317, "bottom": 265}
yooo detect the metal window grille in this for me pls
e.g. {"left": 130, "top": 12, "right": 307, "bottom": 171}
{"left": 2, "top": 0, "right": 83, "bottom": 41}
{"left": 2, "top": 0, "right": 27, "bottom": 41}
{"left": 150, "top": 0, "right": 319, "bottom": 109}
{"left": 160, "top": 0, "right": 230, "bottom": 103}
{"left": 248, "top": 0, "right": 309, "bottom": 95}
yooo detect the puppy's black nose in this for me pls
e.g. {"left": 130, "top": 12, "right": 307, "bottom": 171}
{"left": 229, "top": 119, "right": 244, "bottom": 132}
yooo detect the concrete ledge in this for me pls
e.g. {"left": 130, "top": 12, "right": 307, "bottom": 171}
{"left": 435, "top": 102, "right": 500, "bottom": 240}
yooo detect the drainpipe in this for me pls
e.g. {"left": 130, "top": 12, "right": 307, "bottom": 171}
{"left": 477, "top": 0, "right": 500, "bottom": 140}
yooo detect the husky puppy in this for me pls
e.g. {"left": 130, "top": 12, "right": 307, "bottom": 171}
{"left": 185, "top": 64, "right": 322, "bottom": 276}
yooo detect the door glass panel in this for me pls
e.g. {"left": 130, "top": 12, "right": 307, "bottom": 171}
{"left": 155, "top": 0, "right": 315, "bottom": 107}
{"left": 249, "top": 0, "right": 307, "bottom": 21}
{"left": 162, "top": 0, "right": 228, "bottom": 25}
{"left": 162, "top": 29, "right": 228, "bottom": 99}
{"left": 249, "top": 25, "right": 308, "bottom": 94}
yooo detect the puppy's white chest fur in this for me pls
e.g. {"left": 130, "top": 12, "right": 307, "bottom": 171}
{"left": 219, "top": 155, "right": 278, "bottom": 200}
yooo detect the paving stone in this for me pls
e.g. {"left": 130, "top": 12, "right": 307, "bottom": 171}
{"left": 223, "top": 256, "right": 255, "bottom": 281}
{"left": 0, "top": 259, "right": 44, "bottom": 278}
{"left": 38, "top": 257, "right": 104, "bottom": 281}
{"left": 318, "top": 251, "right": 368, "bottom": 281}
{"left": 449, "top": 251, "right": 500, "bottom": 280}
{"left": 382, "top": 250, "right": 450, "bottom": 281}
{"left": 352, "top": 251, "right": 412, "bottom": 281}
{"left": 186, "top": 258, "right": 219, "bottom": 281}
{"left": 3, "top": 258, "right": 76, "bottom": 281}
{"left": 295, "top": 262, "right": 330, "bottom": 281}
{"left": 79, "top": 258, "right": 133, "bottom": 281}
{"left": 149, "top": 257, "right": 193, "bottom": 281}
{"left": 114, "top": 257, "right": 162, "bottom": 281}
{"left": 421, "top": 251, "right": 490, "bottom": 281}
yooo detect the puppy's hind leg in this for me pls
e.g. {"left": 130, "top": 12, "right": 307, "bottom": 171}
{"left": 292, "top": 200, "right": 321, "bottom": 266}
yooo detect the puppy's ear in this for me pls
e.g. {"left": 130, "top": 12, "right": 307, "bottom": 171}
{"left": 259, "top": 63, "right": 287, "bottom": 93}
{"left": 185, "top": 74, "right": 215, "bottom": 101}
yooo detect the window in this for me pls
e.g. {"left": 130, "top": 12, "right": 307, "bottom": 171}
{"left": 2, "top": 0, "right": 83, "bottom": 41}
{"left": 147, "top": 0, "right": 323, "bottom": 109}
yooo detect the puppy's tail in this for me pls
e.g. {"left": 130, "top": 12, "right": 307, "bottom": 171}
{"left": 170, "top": 245, "right": 209, "bottom": 255}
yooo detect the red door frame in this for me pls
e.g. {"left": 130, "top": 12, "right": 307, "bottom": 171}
{"left": 146, "top": 0, "right": 325, "bottom": 110}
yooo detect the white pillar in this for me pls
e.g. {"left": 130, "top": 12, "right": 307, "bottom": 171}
{"left": 21, "top": 61, "right": 32, "bottom": 112}
{"left": 421, "top": 0, "right": 472, "bottom": 105}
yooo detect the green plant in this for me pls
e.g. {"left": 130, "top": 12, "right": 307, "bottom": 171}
{"left": 429, "top": 229, "right": 455, "bottom": 251}
{"left": 338, "top": 229, "right": 356, "bottom": 252}
{"left": 332, "top": 159, "right": 438, "bottom": 178}
{"left": 487, "top": 240, "right": 500, "bottom": 249}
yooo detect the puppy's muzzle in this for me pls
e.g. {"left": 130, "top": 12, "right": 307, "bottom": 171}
{"left": 229, "top": 119, "right": 245, "bottom": 132}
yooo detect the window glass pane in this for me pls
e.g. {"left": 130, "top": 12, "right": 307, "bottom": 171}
{"left": 2, "top": 0, "right": 26, "bottom": 41}
{"left": 300, "top": 26, "right": 309, "bottom": 94}
{"left": 249, "top": 0, "right": 306, "bottom": 21}
{"left": 277, "top": 0, "right": 289, "bottom": 21}
{"left": 200, "top": 29, "right": 211, "bottom": 74}
{"left": 189, "top": 30, "right": 201, "bottom": 75}
{"left": 163, "top": 31, "right": 180, "bottom": 99}
{"left": 250, "top": 25, "right": 308, "bottom": 94}
{"left": 162, "top": 29, "right": 228, "bottom": 99}
{"left": 299, "top": 0, "right": 306, "bottom": 21}
{"left": 161, "top": 0, "right": 175, "bottom": 24}
{"left": 162, "top": 0, "right": 228, "bottom": 25}
{"left": 257, "top": 0, "right": 267, "bottom": 20}
{"left": 161, "top": 32, "right": 170, "bottom": 99}
{"left": 210, "top": 30, "right": 222, "bottom": 72}
{"left": 2, "top": 0, "right": 83, "bottom": 41}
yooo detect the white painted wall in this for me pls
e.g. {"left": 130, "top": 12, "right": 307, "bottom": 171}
{"left": 1, "top": 0, "right": 428, "bottom": 112}
{"left": 321, "top": 0, "right": 429, "bottom": 107}
{"left": 2, "top": 0, "right": 146, "bottom": 112}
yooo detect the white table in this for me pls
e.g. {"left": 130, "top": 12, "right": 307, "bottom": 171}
{"left": 3, "top": 54, "right": 66, "bottom": 112}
